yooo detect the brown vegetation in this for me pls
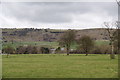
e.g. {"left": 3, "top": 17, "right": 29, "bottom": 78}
{"left": 2, "top": 28, "right": 110, "bottom": 42}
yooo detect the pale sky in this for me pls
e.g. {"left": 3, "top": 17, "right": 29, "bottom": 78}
{"left": 0, "top": 1, "right": 118, "bottom": 29}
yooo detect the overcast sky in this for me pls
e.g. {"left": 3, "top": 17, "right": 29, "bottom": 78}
{"left": 0, "top": 2, "right": 118, "bottom": 29}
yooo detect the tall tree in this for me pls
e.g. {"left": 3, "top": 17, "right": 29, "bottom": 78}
{"left": 104, "top": 21, "right": 119, "bottom": 59}
{"left": 116, "top": 0, "right": 120, "bottom": 53}
{"left": 113, "top": 24, "right": 120, "bottom": 54}
{"left": 116, "top": 0, "right": 120, "bottom": 6}
{"left": 77, "top": 35, "right": 94, "bottom": 56}
{"left": 59, "top": 30, "right": 76, "bottom": 55}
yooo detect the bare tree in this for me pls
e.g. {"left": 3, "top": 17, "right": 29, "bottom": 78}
{"left": 116, "top": 0, "right": 120, "bottom": 6}
{"left": 114, "top": 21, "right": 120, "bottom": 54}
{"left": 116, "top": 0, "right": 120, "bottom": 54}
{"left": 59, "top": 30, "right": 76, "bottom": 55}
{"left": 77, "top": 35, "right": 94, "bottom": 56}
{"left": 104, "top": 21, "right": 119, "bottom": 59}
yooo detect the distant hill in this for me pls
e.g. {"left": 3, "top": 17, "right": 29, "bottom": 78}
{"left": 2, "top": 28, "right": 110, "bottom": 42}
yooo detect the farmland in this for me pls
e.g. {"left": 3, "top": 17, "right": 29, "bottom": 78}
{"left": 2, "top": 40, "right": 109, "bottom": 49}
{"left": 1, "top": 28, "right": 118, "bottom": 78}
{"left": 2, "top": 54, "right": 118, "bottom": 78}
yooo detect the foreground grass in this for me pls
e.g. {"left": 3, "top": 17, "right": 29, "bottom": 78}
{"left": 2, "top": 54, "right": 118, "bottom": 78}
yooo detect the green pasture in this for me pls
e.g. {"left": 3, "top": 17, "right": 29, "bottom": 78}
{"left": 2, "top": 54, "right": 118, "bottom": 78}
{"left": 2, "top": 41, "right": 59, "bottom": 49}
{"left": 2, "top": 40, "right": 110, "bottom": 49}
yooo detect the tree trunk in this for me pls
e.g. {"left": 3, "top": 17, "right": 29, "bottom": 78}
{"left": 85, "top": 50, "right": 88, "bottom": 56}
{"left": 7, "top": 53, "right": 9, "bottom": 58}
{"left": 67, "top": 53, "right": 69, "bottom": 55}
{"left": 67, "top": 47, "right": 69, "bottom": 55}
{"left": 110, "top": 42, "right": 115, "bottom": 59}
{"left": 85, "top": 53, "right": 88, "bottom": 56}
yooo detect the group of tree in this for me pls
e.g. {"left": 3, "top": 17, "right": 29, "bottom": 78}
{"left": 2, "top": 22, "right": 119, "bottom": 59}
{"left": 59, "top": 30, "right": 94, "bottom": 56}
{"left": 59, "top": 25, "right": 119, "bottom": 59}
{"left": 59, "top": 0, "right": 120, "bottom": 59}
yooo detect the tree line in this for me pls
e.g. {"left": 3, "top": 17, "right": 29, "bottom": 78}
{"left": 59, "top": 23, "right": 119, "bottom": 59}
{"left": 2, "top": 22, "right": 119, "bottom": 59}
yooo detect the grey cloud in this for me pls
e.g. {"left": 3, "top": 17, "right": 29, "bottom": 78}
{"left": 2, "top": 2, "right": 117, "bottom": 24}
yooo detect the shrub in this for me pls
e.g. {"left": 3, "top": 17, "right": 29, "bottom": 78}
{"left": 16, "top": 45, "right": 50, "bottom": 54}
{"left": 40, "top": 47, "right": 50, "bottom": 54}
{"left": 31, "top": 46, "right": 38, "bottom": 54}
{"left": 92, "top": 44, "right": 111, "bottom": 54}
{"left": 2, "top": 45, "right": 15, "bottom": 58}
{"left": 2, "top": 45, "right": 15, "bottom": 54}
{"left": 16, "top": 46, "right": 27, "bottom": 54}
{"left": 55, "top": 47, "right": 61, "bottom": 53}
{"left": 16, "top": 45, "right": 38, "bottom": 54}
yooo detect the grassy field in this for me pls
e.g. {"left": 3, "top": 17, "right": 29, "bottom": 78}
{"left": 2, "top": 54, "right": 118, "bottom": 78}
{"left": 3, "top": 41, "right": 59, "bottom": 49}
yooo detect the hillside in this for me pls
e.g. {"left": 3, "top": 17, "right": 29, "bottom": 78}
{"left": 2, "top": 28, "right": 110, "bottom": 42}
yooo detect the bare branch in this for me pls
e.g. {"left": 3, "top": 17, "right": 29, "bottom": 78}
{"left": 104, "top": 22, "right": 112, "bottom": 40}
{"left": 116, "top": 0, "right": 120, "bottom": 6}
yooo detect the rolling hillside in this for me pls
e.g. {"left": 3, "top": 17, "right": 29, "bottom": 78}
{"left": 2, "top": 28, "right": 110, "bottom": 42}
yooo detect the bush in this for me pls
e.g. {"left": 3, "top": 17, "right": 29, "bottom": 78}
{"left": 16, "top": 45, "right": 50, "bottom": 54}
{"left": 69, "top": 50, "right": 83, "bottom": 54}
{"left": 16, "top": 46, "right": 27, "bottom": 54}
{"left": 40, "top": 47, "right": 50, "bottom": 54}
{"left": 2, "top": 45, "right": 15, "bottom": 54}
{"left": 55, "top": 47, "right": 61, "bottom": 53}
{"left": 92, "top": 44, "right": 111, "bottom": 54}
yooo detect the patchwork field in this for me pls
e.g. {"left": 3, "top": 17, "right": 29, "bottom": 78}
{"left": 2, "top": 54, "right": 118, "bottom": 78}
{"left": 3, "top": 40, "right": 109, "bottom": 49}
